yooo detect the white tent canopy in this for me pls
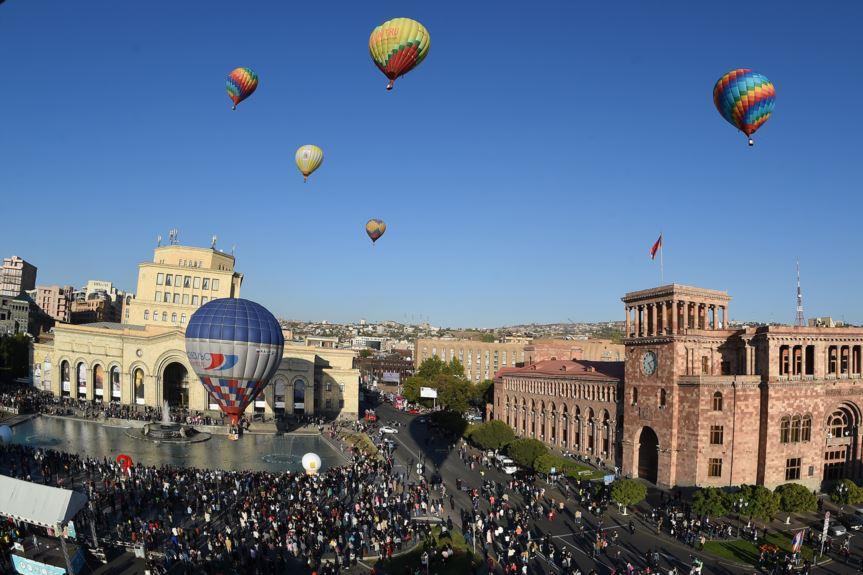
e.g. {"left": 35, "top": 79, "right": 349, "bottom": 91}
{"left": 0, "top": 474, "right": 87, "bottom": 528}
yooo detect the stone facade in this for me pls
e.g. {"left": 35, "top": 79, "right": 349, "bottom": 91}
{"left": 622, "top": 283, "right": 863, "bottom": 490}
{"left": 493, "top": 359, "right": 624, "bottom": 465}
{"left": 31, "top": 323, "right": 359, "bottom": 419}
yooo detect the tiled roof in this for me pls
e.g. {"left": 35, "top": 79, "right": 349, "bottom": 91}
{"left": 496, "top": 359, "right": 623, "bottom": 381}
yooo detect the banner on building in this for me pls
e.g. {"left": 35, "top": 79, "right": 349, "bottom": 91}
{"left": 420, "top": 387, "right": 437, "bottom": 399}
{"left": 382, "top": 371, "right": 400, "bottom": 384}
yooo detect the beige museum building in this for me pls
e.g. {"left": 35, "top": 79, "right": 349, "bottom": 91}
{"left": 31, "top": 242, "right": 359, "bottom": 420}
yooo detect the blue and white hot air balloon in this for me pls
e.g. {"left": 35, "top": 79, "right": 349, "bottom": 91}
{"left": 185, "top": 298, "right": 284, "bottom": 427}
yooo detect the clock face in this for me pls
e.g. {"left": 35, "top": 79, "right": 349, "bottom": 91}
{"left": 641, "top": 351, "right": 657, "bottom": 375}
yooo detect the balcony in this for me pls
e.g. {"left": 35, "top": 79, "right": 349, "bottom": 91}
{"left": 677, "top": 375, "right": 760, "bottom": 386}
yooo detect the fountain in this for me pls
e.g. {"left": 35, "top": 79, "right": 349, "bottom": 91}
{"left": 129, "top": 400, "right": 211, "bottom": 443}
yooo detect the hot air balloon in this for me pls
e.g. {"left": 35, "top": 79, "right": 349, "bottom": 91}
{"left": 713, "top": 69, "right": 775, "bottom": 146}
{"left": 185, "top": 299, "right": 284, "bottom": 435}
{"left": 227, "top": 67, "right": 259, "bottom": 110}
{"left": 295, "top": 145, "right": 324, "bottom": 182}
{"left": 369, "top": 18, "right": 430, "bottom": 91}
{"left": 301, "top": 452, "right": 322, "bottom": 475}
{"left": 0, "top": 425, "right": 11, "bottom": 443}
{"left": 366, "top": 219, "right": 386, "bottom": 244}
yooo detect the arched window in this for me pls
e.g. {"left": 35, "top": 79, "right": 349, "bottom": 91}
{"left": 144, "top": 310, "right": 149, "bottom": 320}
{"left": 93, "top": 365, "right": 104, "bottom": 400}
{"left": 659, "top": 389, "right": 667, "bottom": 408}
{"left": 712, "top": 391, "right": 723, "bottom": 411}
{"left": 76, "top": 362, "right": 87, "bottom": 398}
{"left": 791, "top": 415, "right": 802, "bottom": 442}
{"left": 152, "top": 310, "right": 158, "bottom": 321}
{"left": 829, "top": 409, "right": 849, "bottom": 438}
{"left": 110, "top": 366, "right": 121, "bottom": 400}
{"left": 180, "top": 313, "right": 186, "bottom": 324}
{"left": 162, "top": 311, "right": 167, "bottom": 322}
{"left": 801, "top": 415, "right": 812, "bottom": 442}
{"left": 780, "top": 416, "right": 791, "bottom": 443}
{"left": 60, "top": 360, "right": 71, "bottom": 396}
{"left": 171, "top": 312, "right": 177, "bottom": 323}
{"left": 631, "top": 387, "right": 638, "bottom": 406}
{"left": 134, "top": 368, "right": 145, "bottom": 404}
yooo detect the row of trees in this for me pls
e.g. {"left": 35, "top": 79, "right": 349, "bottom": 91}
{"left": 691, "top": 483, "right": 818, "bottom": 521}
{"left": 403, "top": 357, "right": 492, "bottom": 413}
{"left": 0, "top": 333, "right": 30, "bottom": 382}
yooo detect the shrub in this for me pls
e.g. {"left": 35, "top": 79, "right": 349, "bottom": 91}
{"left": 691, "top": 487, "right": 730, "bottom": 518}
{"left": 505, "top": 438, "right": 549, "bottom": 469}
{"left": 775, "top": 483, "right": 817, "bottom": 513}
{"left": 533, "top": 454, "right": 592, "bottom": 478}
{"left": 611, "top": 479, "right": 647, "bottom": 513}
{"left": 830, "top": 479, "right": 863, "bottom": 505}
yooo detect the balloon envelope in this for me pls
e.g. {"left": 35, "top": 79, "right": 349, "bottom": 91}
{"left": 116, "top": 454, "right": 133, "bottom": 471}
{"left": 713, "top": 69, "right": 775, "bottom": 142}
{"left": 185, "top": 299, "right": 285, "bottom": 426}
{"left": 365, "top": 219, "right": 386, "bottom": 243}
{"left": 227, "top": 67, "right": 259, "bottom": 110}
{"left": 302, "top": 452, "right": 322, "bottom": 475}
{"left": 369, "top": 17, "right": 430, "bottom": 90}
{"left": 0, "top": 425, "right": 11, "bottom": 443}
{"left": 295, "top": 145, "right": 324, "bottom": 182}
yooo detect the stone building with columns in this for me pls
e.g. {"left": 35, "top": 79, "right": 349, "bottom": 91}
{"left": 492, "top": 359, "right": 624, "bottom": 466}
{"left": 622, "top": 283, "right": 863, "bottom": 490}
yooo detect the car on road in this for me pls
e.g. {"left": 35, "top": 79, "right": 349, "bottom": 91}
{"left": 380, "top": 426, "right": 399, "bottom": 434}
{"left": 407, "top": 408, "right": 420, "bottom": 415}
{"left": 463, "top": 413, "right": 482, "bottom": 422}
{"left": 829, "top": 522, "right": 848, "bottom": 537}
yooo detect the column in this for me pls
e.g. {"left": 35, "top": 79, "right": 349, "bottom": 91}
{"left": 670, "top": 300, "right": 678, "bottom": 334}
{"left": 625, "top": 306, "right": 631, "bottom": 337}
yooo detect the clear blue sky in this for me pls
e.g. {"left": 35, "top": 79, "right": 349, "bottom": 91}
{"left": 2, "top": 1, "right": 862, "bottom": 327}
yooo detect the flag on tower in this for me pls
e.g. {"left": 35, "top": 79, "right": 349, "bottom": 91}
{"left": 649, "top": 234, "right": 663, "bottom": 260}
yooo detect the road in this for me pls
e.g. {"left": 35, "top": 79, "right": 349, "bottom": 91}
{"left": 370, "top": 401, "right": 862, "bottom": 575}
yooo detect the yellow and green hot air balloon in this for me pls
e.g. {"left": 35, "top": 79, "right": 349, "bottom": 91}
{"left": 369, "top": 17, "right": 430, "bottom": 91}
{"left": 295, "top": 145, "right": 323, "bottom": 183}
{"left": 365, "top": 219, "right": 386, "bottom": 245}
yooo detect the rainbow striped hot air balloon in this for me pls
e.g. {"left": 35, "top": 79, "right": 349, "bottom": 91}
{"left": 226, "top": 67, "right": 259, "bottom": 110}
{"left": 713, "top": 69, "right": 775, "bottom": 146}
{"left": 369, "top": 17, "right": 430, "bottom": 91}
{"left": 185, "top": 299, "right": 284, "bottom": 428}
{"left": 365, "top": 219, "right": 386, "bottom": 244}
{"left": 295, "top": 145, "right": 324, "bottom": 182}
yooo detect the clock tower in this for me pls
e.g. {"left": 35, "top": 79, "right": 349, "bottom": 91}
{"left": 621, "top": 284, "right": 742, "bottom": 487}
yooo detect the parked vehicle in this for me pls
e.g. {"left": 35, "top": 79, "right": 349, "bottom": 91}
{"left": 364, "top": 409, "right": 378, "bottom": 422}
{"left": 380, "top": 426, "right": 399, "bottom": 434}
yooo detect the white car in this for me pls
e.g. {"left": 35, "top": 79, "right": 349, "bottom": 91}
{"left": 380, "top": 426, "right": 398, "bottom": 434}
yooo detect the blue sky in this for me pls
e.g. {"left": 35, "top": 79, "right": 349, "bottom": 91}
{"left": 2, "top": 1, "right": 862, "bottom": 327}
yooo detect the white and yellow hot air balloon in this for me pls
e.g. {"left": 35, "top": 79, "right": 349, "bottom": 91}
{"left": 301, "top": 452, "right": 322, "bottom": 475}
{"left": 295, "top": 145, "right": 324, "bottom": 183}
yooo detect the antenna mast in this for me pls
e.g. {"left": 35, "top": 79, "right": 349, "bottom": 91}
{"left": 796, "top": 259, "right": 804, "bottom": 327}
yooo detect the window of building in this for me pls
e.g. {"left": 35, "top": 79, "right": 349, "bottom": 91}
{"left": 201, "top": 297, "right": 208, "bottom": 305}
{"left": 202, "top": 278, "right": 210, "bottom": 290}
{"left": 325, "top": 382, "right": 332, "bottom": 392}
{"left": 163, "top": 292, "right": 170, "bottom": 303}
{"left": 152, "top": 310, "right": 158, "bottom": 321}
{"left": 183, "top": 294, "right": 190, "bottom": 305}
{"left": 134, "top": 369, "right": 145, "bottom": 401}
{"left": 173, "top": 293, "right": 179, "bottom": 304}
{"left": 659, "top": 389, "right": 667, "bottom": 408}
{"left": 155, "top": 291, "right": 161, "bottom": 302}
{"left": 791, "top": 415, "right": 802, "bottom": 442}
{"left": 193, "top": 277, "right": 201, "bottom": 289}
{"left": 212, "top": 279, "right": 220, "bottom": 291}
{"left": 171, "top": 312, "right": 177, "bottom": 323}
{"left": 144, "top": 310, "right": 149, "bottom": 320}
{"left": 156, "top": 273, "right": 164, "bottom": 285}
{"left": 325, "top": 399, "right": 332, "bottom": 409}
{"left": 165, "top": 274, "right": 172, "bottom": 286}
{"left": 183, "top": 276, "right": 191, "bottom": 288}
{"left": 710, "top": 425, "right": 724, "bottom": 445}
{"left": 180, "top": 313, "right": 186, "bottom": 324}
{"left": 708, "top": 458, "right": 722, "bottom": 478}
{"left": 631, "top": 387, "right": 638, "bottom": 406}
{"left": 780, "top": 417, "right": 790, "bottom": 443}
{"left": 829, "top": 347, "right": 838, "bottom": 374}
{"left": 162, "top": 311, "right": 167, "bottom": 322}
{"left": 701, "top": 356, "right": 709, "bottom": 375}
{"left": 712, "top": 391, "right": 723, "bottom": 411}
{"left": 339, "top": 383, "right": 345, "bottom": 393}
{"left": 785, "top": 458, "right": 801, "bottom": 481}
{"left": 192, "top": 295, "right": 199, "bottom": 306}
{"left": 801, "top": 415, "right": 811, "bottom": 441}
{"left": 338, "top": 399, "right": 344, "bottom": 409}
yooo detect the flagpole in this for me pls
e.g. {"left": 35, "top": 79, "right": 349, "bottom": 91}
{"left": 660, "top": 233, "right": 664, "bottom": 285}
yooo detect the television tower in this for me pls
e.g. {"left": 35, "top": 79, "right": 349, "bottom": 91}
{"left": 796, "top": 259, "right": 804, "bottom": 327}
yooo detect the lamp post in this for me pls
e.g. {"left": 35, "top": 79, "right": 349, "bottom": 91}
{"left": 734, "top": 498, "right": 749, "bottom": 538}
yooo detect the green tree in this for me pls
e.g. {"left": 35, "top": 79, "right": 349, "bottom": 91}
{"left": 691, "top": 487, "right": 730, "bottom": 518}
{"left": 437, "top": 375, "right": 473, "bottom": 414}
{"left": 533, "top": 454, "right": 592, "bottom": 478}
{"left": 474, "top": 379, "right": 494, "bottom": 406}
{"left": 416, "top": 356, "right": 448, "bottom": 380}
{"left": 611, "top": 479, "right": 647, "bottom": 515}
{"left": 468, "top": 420, "right": 515, "bottom": 451}
{"left": 775, "top": 483, "right": 817, "bottom": 513}
{"left": 505, "top": 438, "right": 549, "bottom": 469}
{"left": 738, "top": 485, "right": 781, "bottom": 523}
{"left": 479, "top": 333, "right": 496, "bottom": 343}
{"left": 401, "top": 375, "right": 425, "bottom": 404}
{"left": 0, "top": 334, "right": 30, "bottom": 381}
{"left": 830, "top": 479, "right": 863, "bottom": 505}
{"left": 358, "top": 349, "right": 373, "bottom": 358}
